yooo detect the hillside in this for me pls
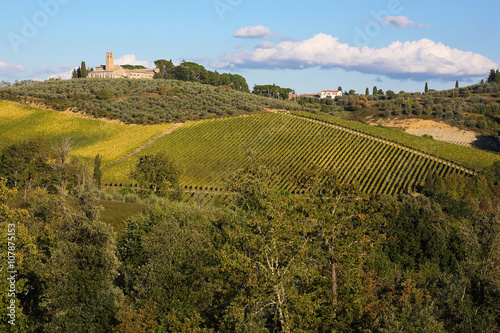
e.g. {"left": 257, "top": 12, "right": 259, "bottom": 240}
{"left": 0, "top": 79, "right": 304, "bottom": 124}
{"left": 300, "top": 81, "right": 500, "bottom": 143}
{"left": 0, "top": 100, "right": 174, "bottom": 166}
{"left": 2, "top": 101, "right": 499, "bottom": 196}
{"left": 294, "top": 111, "right": 500, "bottom": 171}
{"left": 103, "top": 112, "right": 498, "bottom": 194}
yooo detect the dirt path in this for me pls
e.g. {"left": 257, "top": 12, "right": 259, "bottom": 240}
{"left": 103, "top": 123, "right": 184, "bottom": 169}
{"left": 290, "top": 114, "right": 476, "bottom": 175}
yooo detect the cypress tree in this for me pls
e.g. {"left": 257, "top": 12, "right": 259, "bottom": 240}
{"left": 93, "top": 154, "right": 102, "bottom": 186}
{"left": 80, "top": 61, "right": 87, "bottom": 78}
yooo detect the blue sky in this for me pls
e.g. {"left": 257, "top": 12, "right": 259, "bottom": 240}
{"left": 0, "top": 0, "right": 499, "bottom": 94}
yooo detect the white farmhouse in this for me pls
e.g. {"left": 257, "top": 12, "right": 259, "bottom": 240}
{"left": 320, "top": 90, "right": 343, "bottom": 99}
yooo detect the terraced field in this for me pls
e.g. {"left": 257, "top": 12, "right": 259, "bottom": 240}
{"left": 104, "top": 112, "right": 486, "bottom": 195}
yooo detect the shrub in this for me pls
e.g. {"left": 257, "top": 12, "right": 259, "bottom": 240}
{"left": 124, "top": 193, "right": 140, "bottom": 203}
{"left": 97, "top": 89, "right": 111, "bottom": 100}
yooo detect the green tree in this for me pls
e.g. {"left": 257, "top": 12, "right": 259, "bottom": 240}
{"left": 0, "top": 138, "right": 51, "bottom": 193}
{"left": 43, "top": 181, "right": 123, "bottom": 332}
{"left": 487, "top": 69, "right": 499, "bottom": 83}
{"left": 123, "top": 203, "right": 222, "bottom": 331}
{"left": 373, "top": 86, "right": 378, "bottom": 95}
{"left": 425, "top": 82, "right": 429, "bottom": 93}
{"left": 365, "top": 87, "right": 369, "bottom": 96}
{"left": 97, "top": 89, "right": 111, "bottom": 100}
{"left": 442, "top": 210, "right": 500, "bottom": 331}
{"left": 455, "top": 80, "right": 459, "bottom": 88}
{"left": 222, "top": 165, "right": 316, "bottom": 331}
{"left": 253, "top": 84, "right": 293, "bottom": 99}
{"left": 385, "top": 90, "right": 396, "bottom": 99}
{"left": 93, "top": 154, "right": 102, "bottom": 186}
{"left": 172, "top": 65, "right": 195, "bottom": 81}
{"left": 154, "top": 59, "right": 175, "bottom": 79}
{"left": 0, "top": 179, "right": 40, "bottom": 332}
{"left": 80, "top": 61, "right": 88, "bottom": 78}
{"left": 132, "top": 153, "right": 179, "bottom": 193}
{"left": 221, "top": 165, "right": 387, "bottom": 332}
{"left": 50, "top": 137, "right": 74, "bottom": 196}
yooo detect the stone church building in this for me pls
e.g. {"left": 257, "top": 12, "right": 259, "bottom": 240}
{"left": 89, "top": 52, "right": 159, "bottom": 79}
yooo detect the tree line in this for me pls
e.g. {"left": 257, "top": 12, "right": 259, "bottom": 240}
{"left": 153, "top": 59, "right": 249, "bottom": 92}
{"left": 252, "top": 84, "right": 294, "bottom": 100}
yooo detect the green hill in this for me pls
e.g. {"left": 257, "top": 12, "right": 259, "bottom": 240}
{"left": 0, "top": 79, "right": 303, "bottom": 124}
{"left": 293, "top": 111, "right": 499, "bottom": 171}
{"left": 0, "top": 101, "right": 173, "bottom": 166}
{"left": 103, "top": 112, "right": 497, "bottom": 195}
{"left": 2, "top": 100, "right": 499, "bottom": 195}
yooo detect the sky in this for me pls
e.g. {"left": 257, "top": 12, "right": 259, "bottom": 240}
{"left": 0, "top": 0, "right": 499, "bottom": 94}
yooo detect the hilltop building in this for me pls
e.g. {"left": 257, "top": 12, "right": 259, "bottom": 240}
{"left": 299, "top": 90, "right": 343, "bottom": 100}
{"left": 89, "top": 52, "right": 159, "bottom": 79}
{"left": 320, "top": 90, "right": 343, "bottom": 99}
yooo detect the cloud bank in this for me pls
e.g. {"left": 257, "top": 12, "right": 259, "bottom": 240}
{"left": 234, "top": 25, "right": 273, "bottom": 38}
{"left": 217, "top": 34, "right": 497, "bottom": 80}
{"left": 114, "top": 54, "right": 154, "bottom": 68}
{"left": 376, "top": 16, "right": 429, "bottom": 28}
{"left": 43, "top": 66, "right": 76, "bottom": 80}
{"left": 0, "top": 60, "right": 26, "bottom": 79}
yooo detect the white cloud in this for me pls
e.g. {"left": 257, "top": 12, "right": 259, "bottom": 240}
{"left": 234, "top": 25, "right": 273, "bottom": 38}
{"left": 33, "top": 65, "right": 75, "bottom": 80}
{"left": 47, "top": 67, "right": 76, "bottom": 80}
{"left": 114, "top": 54, "right": 154, "bottom": 68}
{"left": 217, "top": 34, "right": 497, "bottom": 80}
{"left": 256, "top": 41, "right": 275, "bottom": 49}
{"left": 0, "top": 60, "right": 26, "bottom": 78}
{"left": 377, "top": 16, "right": 429, "bottom": 28}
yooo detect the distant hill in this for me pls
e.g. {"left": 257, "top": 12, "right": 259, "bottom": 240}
{"left": 300, "top": 82, "right": 500, "bottom": 139}
{"left": 0, "top": 79, "right": 304, "bottom": 124}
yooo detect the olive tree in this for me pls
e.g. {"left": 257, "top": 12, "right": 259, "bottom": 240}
{"left": 131, "top": 153, "right": 179, "bottom": 193}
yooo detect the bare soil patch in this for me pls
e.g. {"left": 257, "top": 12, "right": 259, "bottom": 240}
{"left": 369, "top": 118, "right": 478, "bottom": 147}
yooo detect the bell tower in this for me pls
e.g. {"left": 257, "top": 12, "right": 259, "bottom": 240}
{"left": 106, "top": 52, "right": 114, "bottom": 71}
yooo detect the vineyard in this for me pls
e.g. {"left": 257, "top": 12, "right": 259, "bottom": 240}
{"left": 103, "top": 112, "right": 488, "bottom": 195}
{"left": 0, "top": 101, "right": 174, "bottom": 165}
{"left": 293, "top": 111, "right": 500, "bottom": 171}
{"left": 2, "top": 100, "right": 499, "bottom": 196}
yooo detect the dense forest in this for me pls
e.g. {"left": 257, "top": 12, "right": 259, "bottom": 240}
{"left": 0, "top": 136, "right": 499, "bottom": 332}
